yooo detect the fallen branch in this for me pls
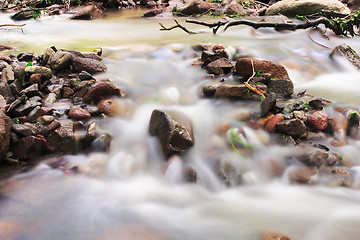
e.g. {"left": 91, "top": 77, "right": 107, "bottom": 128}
{"left": 0, "top": 24, "right": 26, "bottom": 28}
{"left": 159, "top": 20, "right": 198, "bottom": 34}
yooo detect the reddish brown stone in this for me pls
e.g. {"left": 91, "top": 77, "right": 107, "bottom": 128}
{"left": 83, "top": 82, "right": 121, "bottom": 104}
{"left": 265, "top": 113, "right": 284, "bottom": 132}
{"left": 68, "top": 108, "right": 91, "bottom": 120}
{"left": 235, "top": 58, "right": 290, "bottom": 80}
{"left": 288, "top": 166, "right": 317, "bottom": 184}
{"left": 307, "top": 110, "right": 328, "bottom": 131}
{"left": 0, "top": 111, "right": 12, "bottom": 158}
{"left": 212, "top": 44, "right": 225, "bottom": 51}
{"left": 260, "top": 232, "right": 291, "bottom": 240}
{"left": 29, "top": 73, "right": 42, "bottom": 85}
{"left": 97, "top": 99, "right": 118, "bottom": 117}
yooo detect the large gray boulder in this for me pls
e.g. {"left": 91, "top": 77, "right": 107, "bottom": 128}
{"left": 266, "top": 0, "right": 351, "bottom": 17}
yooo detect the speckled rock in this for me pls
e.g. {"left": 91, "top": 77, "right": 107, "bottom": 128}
{"left": 25, "top": 66, "right": 52, "bottom": 80}
{"left": 276, "top": 118, "right": 307, "bottom": 138}
{"left": 307, "top": 110, "right": 328, "bottom": 131}
{"left": 265, "top": 113, "right": 284, "bottom": 132}
{"left": 68, "top": 108, "right": 91, "bottom": 120}
{"left": 83, "top": 82, "right": 121, "bottom": 104}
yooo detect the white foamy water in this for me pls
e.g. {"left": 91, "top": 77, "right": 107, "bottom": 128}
{"left": 1, "top": 11, "right": 360, "bottom": 240}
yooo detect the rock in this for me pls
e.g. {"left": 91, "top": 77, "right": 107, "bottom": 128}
{"left": 288, "top": 166, "right": 317, "bottom": 183}
{"left": 97, "top": 99, "right": 118, "bottom": 116}
{"left": 43, "top": 93, "right": 57, "bottom": 106}
{"left": 25, "top": 66, "right": 52, "bottom": 80}
{"left": 265, "top": 113, "right": 284, "bottom": 132}
{"left": 71, "top": 5, "right": 103, "bottom": 20}
{"left": 266, "top": 0, "right": 351, "bottom": 17}
{"left": 268, "top": 79, "right": 294, "bottom": 98}
{"left": 346, "top": 0, "right": 360, "bottom": 13}
{"left": 0, "top": 80, "right": 14, "bottom": 103}
{"left": 11, "top": 136, "right": 43, "bottom": 159}
{"left": 46, "top": 122, "right": 78, "bottom": 153}
{"left": 330, "top": 44, "right": 360, "bottom": 70}
{"left": 37, "top": 115, "right": 55, "bottom": 125}
{"left": 17, "top": 52, "right": 34, "bottom": 62}
{"left": 1, "top": 65, "right": 15, "bottom": 82}
{"left": 10, "top": 62, "right": 25, "bottom": 82}
{"left": 49, "top": 51, "right": 73, "bottom": 71}
{"left": 309, "top": 99, "right": 323, "bottom": 110}
{"left": 235, "top": 58, "right": 290, "bottom": 80}
{"left": 27, "top": 106, "right": 43, "bottom": 122}
{"left": 39, "top": 120, "right": 61, "bottom": 135}
{"left": 20, "top": 84, "right": 41, "bottom": 98}
{"left": 142, "top": 8, "right": 165, "bottom": 17}
{"left": 68, "top": 108, "right": 91, "bottom": 120}
{"left": 90, "top": 134, "right": 112, "bottom": 152}
{"left": 260, "top": 232, "right": 291, "bottom": 240}
{"left": 29, "top": 73, "right": 42, "bottom": 85}
{"left": 78, "top": 71, "right": 94, "bottom": 81}
{"left": 9, "top": 79, "right": 23, "bottom": 97}
{"left": 12, "top": 124, "right": 37, "bottom": 137}
{"left": 347, "top": 111, "right": 359, "bottom": 137}
{"left": 183, "top": 167, "right": 197, "bottom": 183}
{"left": 11, "top": 9, "right": 36, "bottom": 21}
{"left": 149, "top": 109, "right": 195, "bottom": 157}
{"left": 0, "top": 111, "right": 12, "bottom": 158}
{"left": 260, "top": 92, "right": 276, "bottom": 117}
{"left": 221, "top": 0, "right": 246, "bottom": 15}
{"left": 296, "top": 147, "right": 329, "bottom": 167}
{"left": 213, "top": 83, "right": 267, "bottom": 100}
{"left": 326, "top": 152, "right": 340, "bottom": 166}
{"left": 62, "top": 86, "right": 74, "bottom": 98}
{"left": 307, "top": 110, "right": 328, "bottom": 131}
{"left": 43, "top": 47, "right": 55, "bottom": 65}
{"left": 83, "top": 82, "right": 121, "bottom": 104}
{"left": 0, "top": 95, "right": 6, "bottom": 110}
{"left": 206, "top": 58, "right": 233, "bottom": 75}
{"left": 178, "top": 0, "right": 218, "bottom": 16}
{"left": 276, "top": 118, "right": 307, "bottom": 138}
{"left": 201, "top": 50, "right": 229, "bottom": 66}
{"left": 293, "top": 110, "right": 307, "bottom": 122}
{"left": 72, "top": 56, "right": 107, "bottom": 73}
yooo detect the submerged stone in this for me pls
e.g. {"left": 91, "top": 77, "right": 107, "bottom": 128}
{"left": 149, "top": 109, "right": 194, "bottom": 157}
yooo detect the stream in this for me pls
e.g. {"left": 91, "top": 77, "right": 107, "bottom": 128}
{"left": 1, "top": 9, "right": 360, "bottom": 240}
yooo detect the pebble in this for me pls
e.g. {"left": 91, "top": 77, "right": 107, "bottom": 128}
{"left": 307, "top": 110, "right": 328, "bottom": 131}
{"left": 68, "top": 108, "right": 91, "bottom": 120}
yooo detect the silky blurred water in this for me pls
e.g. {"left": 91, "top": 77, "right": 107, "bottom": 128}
{"left": 1, "top": 10, "right": 360, "bottom": 240}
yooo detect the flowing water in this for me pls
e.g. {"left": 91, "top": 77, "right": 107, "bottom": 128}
{"left": 1, "top": 10, "right": 360, "bottom": 240}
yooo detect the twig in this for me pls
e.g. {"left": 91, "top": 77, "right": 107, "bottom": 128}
{"left": 159, "top": 20, "right": 198, "bottom": 34}
{"left": 244, "top": 60, "right": 266, "bottom": 100}
{"left": 0, "top": 24, "right": 26, "bottom": 28}
{"left": 308, "top": 27, "right": 330, "bottom": 49}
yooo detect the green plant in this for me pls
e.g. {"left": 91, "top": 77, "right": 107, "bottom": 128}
{"left": 295, "top": 15, "right": 306, "bottom": 21}
{"left": 331, "top": 10, "right": 360, "bottom": 36}
{"left": 172, "top": 6, "right": 177, "bottom": 12}
{"left": 12, "top": 118, "right": 19, "bottom": 124}
{"left": 210, "top": 0, "right": 222, "bottom": 3}
{"left": 32, "top": 9, "right": 41, "bottom": 19}
{"left": 227, "top": 128, "right": 253, "bottom": 156}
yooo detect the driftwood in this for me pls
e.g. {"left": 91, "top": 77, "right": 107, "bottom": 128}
{"left": 160, "top": 10, "right": 360, "bottom": 37}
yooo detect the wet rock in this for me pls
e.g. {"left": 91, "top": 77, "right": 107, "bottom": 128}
{"left": 177, "top": 0, "right": 217, "bottom": 16}
{"left": 296, "top": 147, "right": 329, "bottom": 167}
{"left": 97, "top": 98, "right": 118, "bottom": 116}
{"left": 46, "top": 122, "right": 78, "bottom": 153}
{"left": 206, "top": 58, "right": 233, "bottom": 75}
{"left": 260, "top": 92, "right": 276, "bottom": 117}
{"left": 72, "top": 56, "right": 107, "bottom": 73}
{"left": 83, "top": 82, "right": 121, "bottom": 104}
{"left": 68, "top": 108, "right": 91, "bottom": 120}
{"left": 183, "top": 167, "right": 197, "bottom": 183}
{"left": 25, "top": 66, "right": 52, "bottom": 80}
{"left": 71, "top": 5, "right": 103, "bottom": 20}
{"left": 37, "top": 115, "right": 55, "bottom": 125}
{"left": 43, "top": 92, "right": 57, "bottom": 106}
{"left": 13, "top": 100, "right": 41, "bottom": 117}
{"left": 10, "top": 62, "right": 26, "bottom": 82}
{"left": 49, "top": 51, "right": 73, "bottom": 71}
{"left": 235, "top": 58, "right": 290, "bottom": 80}
{"left": 221, "top": 0, "right": 246, "bottom": 15}
{"left": 90, "top": 134, "right": 112, "bottom": 152}
{"left": 0, "top": 111, "right": 12, "bottom": 158}
{"left": 11, "top": 9, "right": 37, "bottom": 21}
{"left": 62, "top": 86, "right": 74, "bottom": 98}
{"left": 260, "top": 232, "right": 291, "bottom": 240}
{"left": 213, "top": 83, "right": 267, "bottom": 100}
{"left": 307, "top": 110, "right": 328, "bottom": 131}
{"left": 0, "top": 95, "right": 6, "bottom": 110}
{"left": 289, "top": 166, "right": 317, "bottom": 183}
{"left": 268, "top": 79, "right": 294, "bottom": 99}
{"left": 326, "top": 152, "right": 340, "bottom": 166}
{"left": 27, "top": 106, "right": 43, "bottom": 122}
{"left": 266, "top": 0, "right": 350, "bottom": 17}
{"left": 20, "top": 84, "right": 41, "bottom": 98}
{"left": 347, "top": 111, "right": 359, "bottom": 137}
{"left": 142, "top": 8, "right": 165, "bottom": 17}
{"left": 43, "top": 47, "right": 55, "bottom": 65}
{"left": 293, "top": 110, "right": 307, "bottom": 122}
{"left": 265, "top": 113, "right": 284, "bottom": 133}
{"left": 276, "top": 118, "right": 307, "bottom": 138}
{"left": 12, "top": 124, "right": 37, "bottom": 137}
{"left": 6, "top": 95, "right": 25, "bottom": 115}
{"left": 149, "top": 109, "right": 194, "bottom": 157}
{"left": 202, "top": 82, "right": 221, "bottom": 97}
{"left": 39, "top": 120, "right": 61, "bottom": 135}
{"left": 29, "top": 73, "right": 42, "bottom": 85}
{"left": 309, "top": 99, "right": 323, "bottom": 110}
{"left": 17, "top": 52, "right": 34, "bottom": 62}
{"left": 9, "top": 79, "right": 23, "bottom": 97}
{"left": 201, "top": 50, "right": 229, "bottom": 66}
{"left": 12, "top": 136, "right": 43, "bottom": 159}
{"left": 1, "top": 65, "right": 15, "bottom": 82}
{"left": 0, "top": 80, "right": 14, "bottom": 103}
{"left": 78, "top": 71, "right": 94, "bottom": 81}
